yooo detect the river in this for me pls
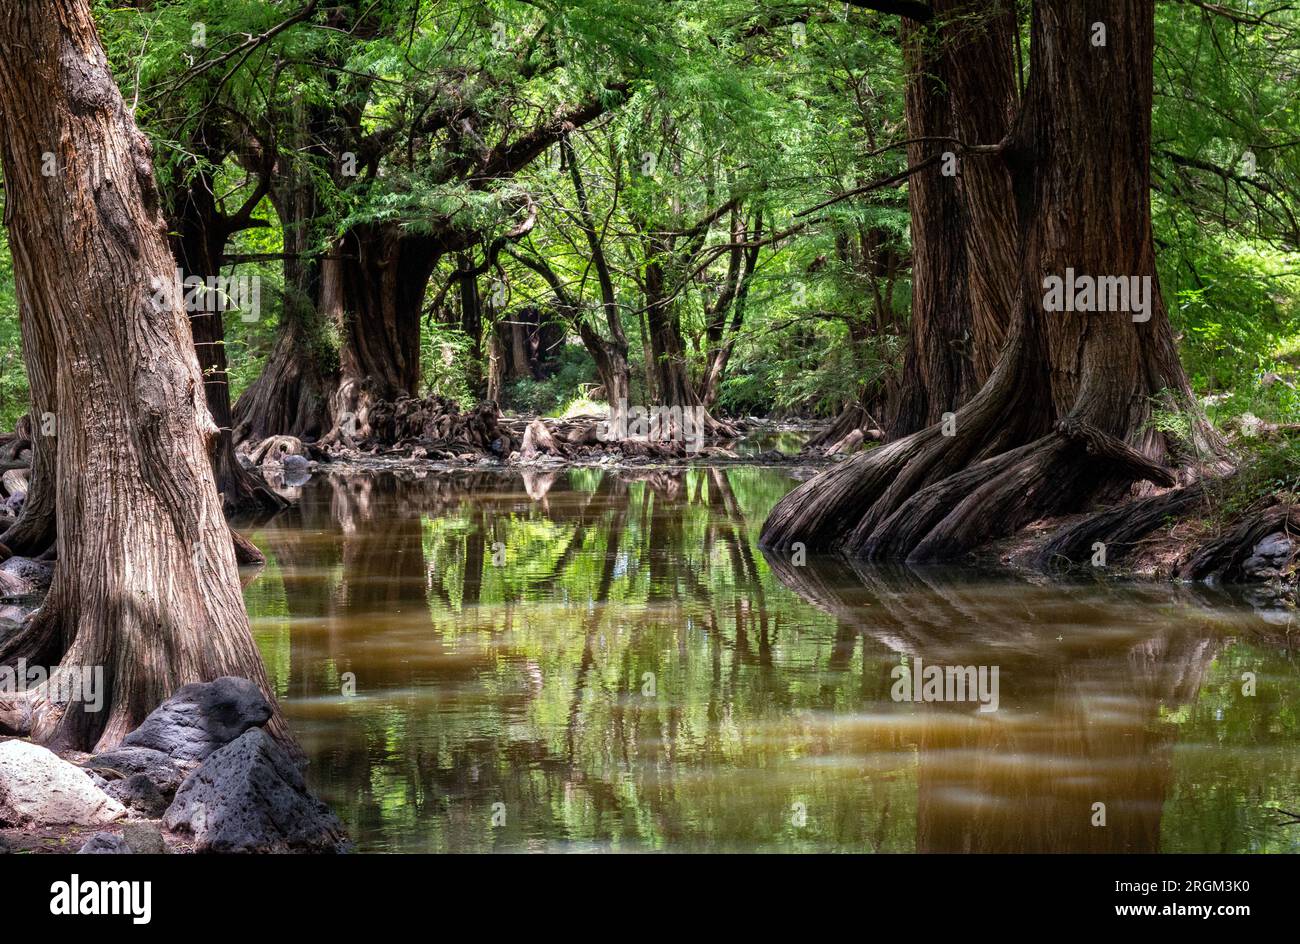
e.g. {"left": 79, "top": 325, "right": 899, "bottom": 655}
{"left": 241, "top": 465, "right": 1299, "bottom": 852}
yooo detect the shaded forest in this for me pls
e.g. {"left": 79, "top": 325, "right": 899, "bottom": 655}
{"left": 0, "top": 0, "right": 1297, "bottom": 861}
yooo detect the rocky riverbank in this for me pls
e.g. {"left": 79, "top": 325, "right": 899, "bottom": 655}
{"left": 0, "top": 677, "right": 346, "bottom": 854}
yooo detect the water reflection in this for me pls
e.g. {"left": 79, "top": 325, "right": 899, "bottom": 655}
{"left": 242, "top": 468, "right": 1300, "bottom": 853}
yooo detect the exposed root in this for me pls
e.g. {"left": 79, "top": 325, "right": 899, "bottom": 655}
{"left": 1036, "top": 485, "right": 1206, "bottom": 572}
{"left": 0, "top": 604, "right": 61, "bottom": 670}
{"left": 854, "top": 437, "right": 1060, "bottom": 559}
{"left": 763, "top": 400, "right": 1180, "bottom": 564}
{"left": 1179, "top": 505, "right": 1300, "bottom": 583}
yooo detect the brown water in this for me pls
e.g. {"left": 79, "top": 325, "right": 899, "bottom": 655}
{"left": 242, "top": 466, "right": 1300, "bottom": 853}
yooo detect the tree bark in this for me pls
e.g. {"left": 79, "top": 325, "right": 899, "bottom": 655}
{"left": 763, "top": 0, "right": 1226, "bottom": 562}
{"left": 887, "top": 0, "right": 1020, "bottom": 438}
{"left": 165, "top": 146, "right": 285, "bottom": 514}
{"left": 0, "top": 274, "right": 57, "bottom": 557}
{"left": 231, "top": 104, "right": 339, "bottom": 446}
{"left": 0, "top": 0, "right": 283, "bottom": 752}
{"left": 324, "top": 225, "right": 444, "bottom": 439}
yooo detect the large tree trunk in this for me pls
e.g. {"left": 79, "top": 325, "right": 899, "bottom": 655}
{"left": 763, "top": 0, "right": 1225, "bottom": 562}
{"left": 231, "top": 109, "right": 338, "bottom": 446}
{"left": 0, "top": 0, "right": 282, "bottom": 752}
{"left": 0, "top": 275, "right": 57, "bottom": 557}
{"left": 644, "top": 250, "right": 701, "bottom": 412}
{"left": 327, "top": 225, "right": 443, "bottom": 438}
{"left": 887, "top": 0, "right": 1020, "bottom": 438}
{"left": 167, "top": 155, "right": 284, "bottom": 514}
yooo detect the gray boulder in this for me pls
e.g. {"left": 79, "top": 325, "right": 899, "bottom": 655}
{"left": 85, "top": 745, "right": 185, "bottom": 796}
{"left": 77, "top": 832, "right": 132, "bottom": 854}
{"left": 0, "top": 740, "right": 126, "bottom": 827}
{"left": 164, "top": 728, "right": 345, "bottom": 853}
{"left": 0, "top": 569, "right": 31, "bottom": 598}
{"left": 0, "top": 557, "right": 52, "bottom": 592}
{"left": 105, "top": 774, "right": 168, "bottom": 818}
{"left": 1242, "top": 531, "right": 1295, "bottom": 580}
{"left": 120, "top": 821, "right": 166, "bottom": 854}
{"left": 121, "top": 676, "right": 272, "bottom": 763}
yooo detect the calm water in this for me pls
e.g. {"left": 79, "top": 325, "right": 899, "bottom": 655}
{"left": 241, "top": 466, "right": 1300, "bottom": 853}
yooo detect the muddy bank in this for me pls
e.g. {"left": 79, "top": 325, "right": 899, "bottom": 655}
{"left": 982, "top": 501, "right": 1300, "bottom": 606}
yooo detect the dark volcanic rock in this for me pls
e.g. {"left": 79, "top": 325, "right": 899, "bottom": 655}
{"left": 1242, "top": 531, "right": 1295, "bottom": 580}
{"left": 164, "top": 728, "right": 345, "bottom": 853}
{"left": 77, "top": 832, "right": 132, "bottom": 854}
{"left": 85, "top": 746, "right": 185, "bottom": 796}
{"left": 121, "top": 676, "right": 272, "bottom": 763}
{"left": 106, "top": 773, "right": 168, "bottom": 818}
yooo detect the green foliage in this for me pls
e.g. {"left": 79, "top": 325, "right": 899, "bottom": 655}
{"left": 420, "top": 321, "right": 477, "bottom": 408}
{"left": 1210, "top": 435, "right": 1300, "bottom": 519}
{"left": 502, "top": 345, "right": 598, "bottom": 416}
{"left": 0, "top": 230, "right": 26, "bottom": 429}
{"left": 0, "top": 0, "right": 1295, "bottom": 441}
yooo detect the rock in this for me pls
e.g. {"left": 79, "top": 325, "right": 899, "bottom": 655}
{"left": 120, "top": 821, "right": 166, "bottom": 854}
{"left": 106, "top": 774, "right": 168, "bottom": 818}
{"left": 1254, "top": 532, "right": 1292, "bottom": 562}
{"left": 1241, "top": 531, "right": 1295, "bottom": 580}
{"left": 85, "top": 745, "right": 185, "bottom": 796}
{"left": 0, "top": 740, "right": 126, "bottom": 827}
{"left": 0, "top": 569, "right": 32, "bottom": 597}
{"left": 0, "top": 604, "right": 33, "bottom": 623}
{"left": 77, "top": 832, "right": 132, "bottom": 854}
{"left": 164, "top": 728, "right": 346, "bottom": 853}
{"left": 121, "top": 676, "right": 272, "bottom": 763}
{"left": 0, "top": 833, "right": 12, "bottom": 854}
{"left": 0, "top": 556, "right": 52, "bottom": 591}
{"left": 281, "top": 453, "right": 309, "bottom": 474}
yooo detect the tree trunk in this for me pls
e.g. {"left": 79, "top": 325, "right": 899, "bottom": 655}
{"left": 763, "top": 0, "right": 1225, "bottom": 562}
{"left": 887, "top": 0, "right": 1020, "bottom": 438}
{"left": 0, "top": 0, "right": 282, "bottom": 752}
{"left": 455, "top": 252, "right": 484, "bottom": 399}
{"left": 486, "top": 327, "right": 505, "bottom": 404}
{"left": 699, "top": 211, "right": 760, "bottom": 410}
{"left": 644, "top": 251, "right": 700, "bottom": 411}
{"left": 508, "top": 319, "right": 532, "bottom": 380}
{"left": 327, "top": 224, "right": 443, "bottom": 438}
{"left": 167, "top": 156, "right": 284, "bottom": 514}
{"left": 231, "top": 109, "right": 338, "bottom": 446}
{"left": 0, "top": 273, "right": 57, "bottom": 556}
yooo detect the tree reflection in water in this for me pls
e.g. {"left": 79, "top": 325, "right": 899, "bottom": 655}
{"left": 242, "top": 468, "right": 1300, "bottom": 853}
